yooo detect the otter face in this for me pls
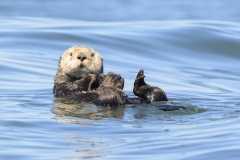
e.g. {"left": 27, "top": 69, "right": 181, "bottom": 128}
{"left": 59, "top": 46, "right": 103, "bottom": 79}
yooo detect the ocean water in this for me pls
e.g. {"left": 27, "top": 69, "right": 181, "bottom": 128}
{"left": 0, "top": 1, "right": 240, "bottom": 159}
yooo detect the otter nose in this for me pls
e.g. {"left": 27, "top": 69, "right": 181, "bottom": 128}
{"left": 77, "top": 52, "right": 87, "bottom": 62}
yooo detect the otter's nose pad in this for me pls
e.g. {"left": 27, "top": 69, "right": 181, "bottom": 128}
{"left": 77, "top": 52, "right": 87, "bottom": 62}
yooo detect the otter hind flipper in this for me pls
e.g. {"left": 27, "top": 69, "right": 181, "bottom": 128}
{"left": 133, "top": 69, "right": 168, "bottom": 103}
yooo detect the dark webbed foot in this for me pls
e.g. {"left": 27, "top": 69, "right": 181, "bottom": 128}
{"left": 133, "top": 69, "right": 148, "bottom": 102}
{"left": 136, "top": 69, "right": 144, "bottom": 78}
{"left": 133, "top": 69, "right": 168, "bottom": 104}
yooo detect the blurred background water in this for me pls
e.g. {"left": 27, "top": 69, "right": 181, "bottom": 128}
{"left": 0, "top": 0, "right": 240, "bottom": 159}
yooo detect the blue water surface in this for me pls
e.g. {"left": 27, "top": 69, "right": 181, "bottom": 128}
{"left": 0, "top": 1, "right": 240, "bottom": 159}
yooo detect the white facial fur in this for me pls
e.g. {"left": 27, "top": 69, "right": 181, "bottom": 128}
{"left": 59, "top": 46, "right": 103, "bottom": 79}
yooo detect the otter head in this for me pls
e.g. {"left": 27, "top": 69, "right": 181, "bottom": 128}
{"left": 59, "top": 46, "right": 103, "bottom": 79}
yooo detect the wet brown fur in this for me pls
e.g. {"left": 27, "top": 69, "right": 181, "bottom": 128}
{"left": 53, "top": 46, "right": 186, "bottom": 111}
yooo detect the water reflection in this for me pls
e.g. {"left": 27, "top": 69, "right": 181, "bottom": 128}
{"left": 52, "top": 99, "right": 126, "bottom": 121}
{"left": 52, "top": 98, "right": 205, "bottom": 126}
{"left": 61, "top": 134, "right": 111, "bottom": 159}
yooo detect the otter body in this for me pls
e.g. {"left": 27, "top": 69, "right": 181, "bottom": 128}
{"left": 53, "top": 46, "right": 126, "bottom": 106}
{"left": 53, "top": 46, "right": 186, "bottom": 111}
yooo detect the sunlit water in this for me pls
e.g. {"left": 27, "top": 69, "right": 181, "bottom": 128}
{"left": 0, "top": 13, "right": 240, "bottom": 160}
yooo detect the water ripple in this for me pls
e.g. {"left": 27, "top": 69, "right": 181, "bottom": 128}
{"left": 0, "top": 17, "right": 239, "bottom": 159}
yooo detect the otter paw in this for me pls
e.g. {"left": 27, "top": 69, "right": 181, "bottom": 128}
{"left": 100, "top": 72, "right": 124, "bottom": 89}
{"left": 134, "top": 69, "right": 146, "bottom": 88}
{"left": 77, "top": 74, "right": 96, "bottom": 91}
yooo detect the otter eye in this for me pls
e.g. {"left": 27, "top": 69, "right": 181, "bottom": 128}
{"left": 91, "top": 53, "right": 94, "bottom": 57}
{"left": 69, "top": 52, "right": 72, "bottom": 56}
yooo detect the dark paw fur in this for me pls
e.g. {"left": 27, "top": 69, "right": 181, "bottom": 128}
{"left": 134, "top": 69, "right": 146, "bottom": 85}
{"left": 95, "top": 72, "right": 125, "bottom": 106}
{"left": 77, "top": 74, "right": 96, "bottom": 91}
{"left": 136, "top": 69, "right": 144, "bottom": 78}
{"left": 100, "top": 72, "right": 124, "bottom": 90}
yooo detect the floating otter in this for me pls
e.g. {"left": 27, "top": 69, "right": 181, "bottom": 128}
{"left": 53, "top": 46, "right": 186, "bottom": 110}
{"left": 53, "top": 46, "right": 125, "bottom": 106}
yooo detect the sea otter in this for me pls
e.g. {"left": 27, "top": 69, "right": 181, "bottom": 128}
{"left": 53, "top": 46, "right": 186, "bottom": 110}
{"left": 53, "top": 46, "right": 126, "bottom": 106}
